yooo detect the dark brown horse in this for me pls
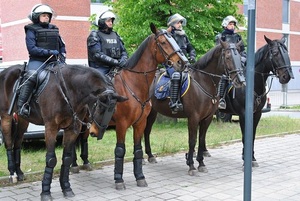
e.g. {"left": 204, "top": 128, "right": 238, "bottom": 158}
{"left": 143, "top": 41, "right": 246, "bottom": 175}
{"left": 89, "top": 23, "right": 188, "bottom": 189}
{"left": 0, "top": 64, "right": 127, "bottom": 200}
{"left": 207, "top": 35, "right": 294, "bottom": 167}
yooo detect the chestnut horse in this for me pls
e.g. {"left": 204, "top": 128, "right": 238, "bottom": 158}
{"left": 208, "top": 35, "right": 294, "bottom": 167}
{"left": 0, "top": 64, "right": 127, "bottom": 200}
{"left": 88, "top": 23, "right": 188, "bottom": 189}
{"left": 143, "top": 41, "right": 246, "bottom": 175}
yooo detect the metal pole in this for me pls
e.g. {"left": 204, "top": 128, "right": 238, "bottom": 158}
{"left": 244, "top": 1, "right": 256, "bottom": 201}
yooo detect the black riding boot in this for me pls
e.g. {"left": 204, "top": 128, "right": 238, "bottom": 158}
{"left": 17, "top": 71, "right": 36, "bottom": 117}
{"left": 218, "top": 75, "right": 227, "bottom": 109}
{"left": 169, "top": 72, "right": 183, "bottom": 113}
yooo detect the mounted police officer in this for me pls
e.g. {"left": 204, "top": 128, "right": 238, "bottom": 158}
{"left": 18, "top": 4, "right": 66, "bottom": 117}
{"left": 215, "top": 15, "right": 246, "bottom": 109}
{"left": 87, "top": 10, "right": 128, "bottom": 75}
{"left": 167, "top": 13, "right": 196, "bottom": 113}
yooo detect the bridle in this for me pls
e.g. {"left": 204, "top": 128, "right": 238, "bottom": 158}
{"left": 154, "top": 29, "right": 188, "bottom": 67}
{"left": 267, "top": 42, "right": 294, "bottom": 78}
{"left": 220, "top": 43, "right": 245, "bottom": 83}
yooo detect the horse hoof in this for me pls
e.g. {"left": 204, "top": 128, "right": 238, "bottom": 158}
{"left": 198, "top": 166, "right": 208, "bottom": 173}
{"left": 252, "top": 161, "right": 259, "bottom": 167}
{"left": 70, "top": 166, "right": 80, "bottom": 174}
{"left": 17, "top": 174, "right": 25, "bottom": 181}
{"left": 203, "top": 151, "right": 211, "bottom": 157}
{"left": 63, "top": 189, "right": 75, "bottom": 197}
{"left": 115, "top": 182, "right": 126, "bottom": 190}
{"left": 148, "top": 157, "right": 157, "bottom": 164}
{"left": 82, "top": 163, "right": 93, "bottom": 171}
{"left": 137, "top": 179, "right": 148, "bottom": 187}
{"left": 188, "top": 169, "right": 196, "bottom": 176}
{"left": 9, "top": 175, "right": 18, "bottom": 183}
{"left": 40, "top": 193, "right": 53, "bottom": 201}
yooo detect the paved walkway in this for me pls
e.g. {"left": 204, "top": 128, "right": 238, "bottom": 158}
{"left": 1, "top": 134, "right": 300, "bottom": 201}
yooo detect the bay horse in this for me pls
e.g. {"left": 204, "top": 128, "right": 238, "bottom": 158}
{"left": 0, "top": 64, "right": 127, "bottom": 200}
{"left": 88, "top": 23, "right": 188, "bottom": 189}
{"left": 206, "top": 35, "right": 294, "bottom": 167}
{"left": 143, "top": 40, "right": 246, "bottom": 175}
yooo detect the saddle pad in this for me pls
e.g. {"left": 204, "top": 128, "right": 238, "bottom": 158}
{"left": 154, "top": 72, "right": 190, "bottom": 100}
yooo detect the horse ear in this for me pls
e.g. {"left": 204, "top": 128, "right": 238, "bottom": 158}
{"left": 150, "top": 23, "right": 157, "bottom": 34}
{"left": 264, "top": 35, "right": 272, "bottom": 44}
{"left": 219, "top": 39, "right": 226, "bottom": 48}
{"left": 281, "top": 35, "right": 287, "bottom": 44}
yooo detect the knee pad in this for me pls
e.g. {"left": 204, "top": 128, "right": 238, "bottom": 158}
{"left": 62, "top": 156, "right": 72, "bottom": 166}
{"left": 115, "top": 146, "right": 125, "bottom": 158}
{"left": 46, "top": 153, "right": 57, "bottom": 168}
{"left": 171, "top": 72, "right": 181, "bottom": 80}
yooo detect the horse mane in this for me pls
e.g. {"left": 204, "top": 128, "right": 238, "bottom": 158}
{"left": 194, "top": 45, "right": 222, "bottom": 70}
{"left": 255, "top": 44, "right": 269, "bottom": 66}
{"left": 125, "top": 36, "right": 151, "bottom": 69}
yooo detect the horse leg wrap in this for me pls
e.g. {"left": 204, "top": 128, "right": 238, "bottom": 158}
{"left": 80, "top": 138, "right": 89, "bottom": 164}
{"left": 14, "top": 148, "right": 24, "bottom": 179}
{"left": 42, "top": 152, "right": 57, "bottom": 194}
{"left": 133, "top": 145, "right": 145, "bottom": 180}
{"left": 60, "top": 154, "right": 72, "bottom": 190}
{"left": 6, "top": 149, "right": 15, "bottom": 175}
{"left": 185, "top": 151, "right": 194, "bottom": 166}
{"left": 114, "top": 143, "right": 125, "bottom": 183}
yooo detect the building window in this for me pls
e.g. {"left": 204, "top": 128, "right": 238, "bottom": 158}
{"left": 282, "top": 0, "right": 289, "bottom": 24}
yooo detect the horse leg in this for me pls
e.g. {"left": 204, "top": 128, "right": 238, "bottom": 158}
{"left": 143, "top": 108, "right": 158, "bottom": 163}
{"left": 199, "top": 128, "right": 211, "bottom": 157}
{"left": 197, "top": 119, "right": 211, "bottom": 173}
{"left": 70, "top": 143, "right": 80, "bottom": 174}
{"left": 41, "top": 151, "right": 57, "bottom": 200}
{"left": 114, "top": 142, "right": 126, "bottom": 190}
{"left": 251, "top": 112, "right": 262, "bottom": 167}
{"left": 186, "top": 119, "right": 197, "bottom": 176}
{"left": 60, "top": 149, "right": 75, "bottom": 197}
{"left": 80, "top": 126, "right": 92, "bottom": 171}
{"left": 133, "top": 144, "right": 147, "bottom": 187}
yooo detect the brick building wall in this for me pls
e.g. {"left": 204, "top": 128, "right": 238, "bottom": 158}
{"left": 0, "top": 0, "right": 90, "bottom": 64}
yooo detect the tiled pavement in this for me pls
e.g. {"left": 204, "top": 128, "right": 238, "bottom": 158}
{"left": 1, "top": 133, "right": 300, "bottom": 201}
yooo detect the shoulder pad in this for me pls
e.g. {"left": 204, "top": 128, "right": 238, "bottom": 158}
{"left": 87, "top": 31, "right": 99, "bottom": 46}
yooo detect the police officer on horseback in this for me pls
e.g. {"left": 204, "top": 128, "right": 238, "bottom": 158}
{"left": 215, "top": 15, "right": 246, "bottom": 109}
{"left": 18, "top": 4, "right": 66, "bottom": 117}
{"left": 167, "top": 13, "right": 196, "bottom": 113}
{"left": 87, "top": 10, "right": 128, "bottom": 75}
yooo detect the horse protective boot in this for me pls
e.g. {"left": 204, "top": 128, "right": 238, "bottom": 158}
{"left": 169, "top": 72, "right": 183, "bottom": 113}
{"left": 218, "top": 75, "right": 227, "bottom": 109}
{"left": 17, "top": 70, "right": 37, "bottom": 117}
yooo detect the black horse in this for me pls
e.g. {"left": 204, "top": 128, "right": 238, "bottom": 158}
{"left": 204, "top": 35, "right": 294, "bottom": 167}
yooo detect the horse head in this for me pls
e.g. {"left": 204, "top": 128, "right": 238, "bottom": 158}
{"left": 220, "top": 40, "right": 245, "bottom": 88}
{"left": 150, "top": 23, "right": 189, "bottom": 72}
{"left": 264, "top": 35, "right": 294, "bottom": 84}
{"left": 88, "top": 89, "right": 128, "bottom": 140}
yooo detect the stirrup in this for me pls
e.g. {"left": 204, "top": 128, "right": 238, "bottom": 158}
{"left": 169, "top": 101, "right": 183, "bottom": 113}
{"left": 218, "top": 99, "right": 226, "bottom": 109}
{"left": 18, "top": 104, "right": 30, "bottom": 117}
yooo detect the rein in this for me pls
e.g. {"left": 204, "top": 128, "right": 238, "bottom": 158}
{"left": 51, "top": 66, "right": 94, "bottom": 130}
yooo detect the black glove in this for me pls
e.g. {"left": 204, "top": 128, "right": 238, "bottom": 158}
{"left": 189, "top": 56, "right": 196, "bottom": 63}
{"left": 49, "top": 50, "right": 59, "bottom": 55}
{"left": 118, "top": 57, "right": 127, "bottom": 68}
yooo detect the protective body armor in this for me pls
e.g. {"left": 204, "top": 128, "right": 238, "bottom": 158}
{"left": 24, "top": 24, "right": 60, "bottom": 62}
{"left": 173, "top": 34, "right": 189, "bottom": 56}
{"left": 87, "top": 30, "right": 122, "bottom": 68}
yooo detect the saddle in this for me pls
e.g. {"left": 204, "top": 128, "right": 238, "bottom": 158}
{"left": 154, "top": 71, "right": 190, "bottom": 100}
